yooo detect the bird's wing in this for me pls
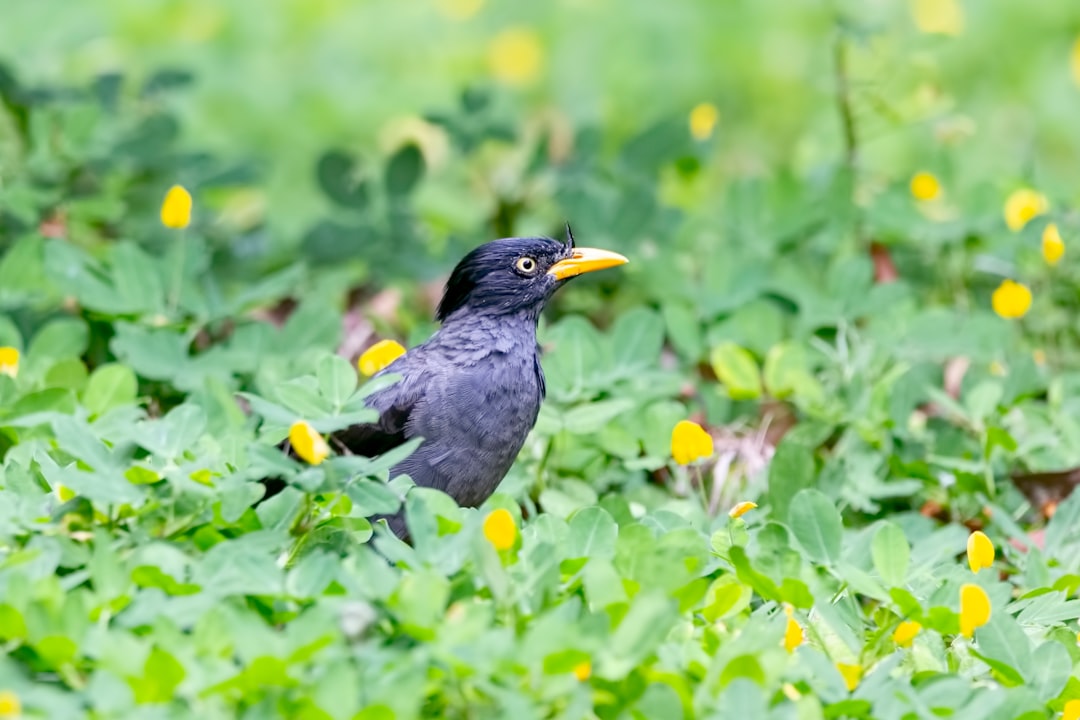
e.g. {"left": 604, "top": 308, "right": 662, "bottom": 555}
{"left": 331, "top": 357, "right": 426, "bottom": 458}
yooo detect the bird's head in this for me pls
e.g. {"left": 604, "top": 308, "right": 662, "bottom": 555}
{"left": 435, "top": 229, "right": 628, "bottom": 323}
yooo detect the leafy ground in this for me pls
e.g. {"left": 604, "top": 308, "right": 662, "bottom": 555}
{"left": 3, "top": 1, "right": 1080, "bottom": 718}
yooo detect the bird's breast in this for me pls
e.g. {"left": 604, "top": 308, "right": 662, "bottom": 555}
{"left": 403, "top": 349, "right": 543, "bottom": 507}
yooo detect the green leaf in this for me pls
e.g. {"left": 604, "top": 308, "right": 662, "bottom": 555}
{"left": 132, "top": 647, "right": 186, "bottom": 703}
{"left": 83, "top": 363, "right": 138, "bottom": 416}
{"left": 317, "top": 354, "right": 358, "bottom": 409}
{"left": 662, "top": 301, "right": 702, "bottom": 360}
{"left": 610, "top": 307, "right": 665, "bottom": 369}
{"left": 44, "top": 358, "right": 89, "bottom": 393}
{"left": 385, "top": 143, "right": 425, "bottom": 196}
{"left": 28, "top": 317, "right": 89, "bottom": 365}
{"left": 316, "top": 149, "right": 369, "bottom": 209}
{"left": 567, "top": 506, "right": 617, "bottom": 560}
{"left": 763, "top": 340, "right": 823, "bottom": 402}
{"left": 973, "top": 613, "right": 1031, "bottom": 685}
{"left": 700, "top": 576, "right": 752, "bottom": 621}
{"left": 561, "top": 398, "right": 635, "bottom": 434}
{"left": 602, "top": 592, "right": 679, "bottom": 678}
{"left": 871, "top": 521, "right": 910, "bottom": 587}
{"left": 1029, "top": 641, "right": 1070, "bottom": 701}
{"left": 728, "top": 546, "right": 782, "bottom": 601}
{"left": 709, "top": 342, "right": 762, "bottom": 400}
{"left": 788, "top": 489, "right": 842, "bottom": 565}
{"left": 767, "top": 438, "right": 815, "bottom": 522}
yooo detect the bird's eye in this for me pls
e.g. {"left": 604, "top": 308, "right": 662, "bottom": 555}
{"left": 515, "top": 256, "right": 538, "bottom": 274}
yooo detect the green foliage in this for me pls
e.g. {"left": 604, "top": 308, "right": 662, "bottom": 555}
{"left": 3, "top": 1, "right": 1080, "bottom": 717}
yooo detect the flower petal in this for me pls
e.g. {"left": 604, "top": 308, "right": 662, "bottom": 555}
{"left": 358, "top": 339, "right": 407, "bottom": 377}
{"left": 161, "top": 185, "right": 193, "bottom": 229}
{"left": 0, "top": 346, "right": 19, "bottom": 378}
{"left": 991, "top": 279, "right": 1032, "bottom": 320}
{"left": 289, "top": 420, "right": 330, "bottom": 466}
{"left": 959, "top": 583, "right": 991, "bottom": 638}
{"left": 892, "top": 620, "right": 921, "bottom": 647}
{"left": 482, "top": 508, "right": 518, "bottom": 551}
{"left": 966, "top": 530, "right": 994, "bottom": 573}
{"left": 671, "top": 420, "right": 714, "bottom": 465}
{"left": 728, "top": 501, "right": 757, "bottom": 519}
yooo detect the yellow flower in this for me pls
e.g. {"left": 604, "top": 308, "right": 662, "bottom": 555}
{"left": 783, "top": 605, "right": 803, "bottom": 653}
{"left": 990, "top": 279, "right": 1032, "bottom": 320}
{"left": 728, "top": 501, "right": 757, "bottom": 519}
{"left": 671, "top": 420, "right": 714, "bottom": 465}
{"left": 572, "top": 661, "right": 591, "bottom": 681}
{"left": 358, "top": 339, "right": 407, "bottom": 377}
{"left": 689, "top": 103, "right": 720, "bottom": 141}
{"left": 959, "top": 583, "right": 991, "bottom": 638}
{"left": 160, "top": 185, "right": 193, "bottom": 229}
{"left": 892, "top": 620, "right": 921, "bottom": 647}
{"left": 1003, "top": 188, "right": 1048, "bottom": 231}
{"left": 911, "top": 0, "right": 963, "bottom": 35}
{"left": 1066, "top": 699, "right": 1080, "bottom": 720}
{"left": 836, "top": 663, "right": 861, "bottom": 692}
{"left": 482, "top": 508, "right": 517, "bottom": 550}
{"left": 0, "top": 690, "right": 20, "bottom": 718}
{"left": 435, "top": 0, "right": 483, "bottom": 21}
{"left": 1043, "top": 223, "right": 1065, "bottom": 265}
{"left": 488, "top": 28, "right": 543, "bottom": 86}
{"left": 0, "top": 347, "right": 18, "bottom": 378}
{"left": 1072, "top": 37, "right": 1080, "bottom": 87}
{"left": 909, "top": 172, "right": 941, "bottom": 201}
{"left": 966, "top": 531, "right": 994, "bottom": 573}
{"left": 289, "top": 421, "right": 330, "bottom": 466}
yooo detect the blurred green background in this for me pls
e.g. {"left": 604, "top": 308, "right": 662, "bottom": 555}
{"left": 6, "top": 0, "right": 1079, "bottom": 245}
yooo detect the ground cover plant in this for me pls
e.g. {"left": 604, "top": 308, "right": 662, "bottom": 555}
{"left": 3, "top": 0, "right": 1080, "bottom": 717}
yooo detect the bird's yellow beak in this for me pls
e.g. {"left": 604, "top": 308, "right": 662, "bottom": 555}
{"left": 547, "top": 247, "right": 629, "bottom": 281}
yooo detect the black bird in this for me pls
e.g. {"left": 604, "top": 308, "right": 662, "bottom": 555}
{"left": 315, "top": 231, "right": 626, "bottom": 538}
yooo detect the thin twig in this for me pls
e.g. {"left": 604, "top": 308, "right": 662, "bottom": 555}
{"left": 832, "top": 24, "right": 864, "bottom": 245}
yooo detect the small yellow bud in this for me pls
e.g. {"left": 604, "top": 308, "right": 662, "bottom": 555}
{"left": 572, "top": 660, "right": 591, "bottom": 681}
{"left": 990, "top": 279, "right": 1032, "bottom": 320}
{"left": 966, "top": 531, "right": 994, "bottom": 574}
{"left": 358, "top": 339, "right": 407, "bottom": 377}
{"left": 959, "top": 583, "right": 991, "bottom": 638}
{"left": 909, "top": 172, "right": 941, "bottom": 201}
{"left": 783, "top": 605, "right": 803, "bottom": 653}
{"left": 289, "top": 420, "right": 330, "bottom": 466}
{"left": 1042, "top": 223, "right": 1065, "bottom": 265}
{"left": 1003, "top": 188, "right": 1048, "bottom": 232}
{"left": 911, "top": 0, "right": 963, "bottom": 36}
{"left": 892, "top": 620, "right": 921, "bottom": 647}
{"left": 689, "top": 103, "right": 720, "bottom": 141}
{"left": 670, "top": 420, "right": 714, "bottom": 465}
{"left": 0, "top": 690, "right": 21, "bottom": 718}
{"left": 836, "top": 662, "right": 861, "bottom": 692}
{"left": 488, "top": 28, "right": 543, "bottom": 86}
{"left": 1066, "top": 699, "right": 1080, "bottom": 720}
{"left": 1033, "top": 349, "right": 1047, "bottom": 366}
{"left": 0, "top": 347, "right": 18, "bottom": 378}
{"left": 482, "top": 508, "right": 518, "bottom": 551}
{"left": 160, "top": 185, "right": 193, "bottom": 229}
{"left": 728, "top": 501, "right": 757, "bottom": 519}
